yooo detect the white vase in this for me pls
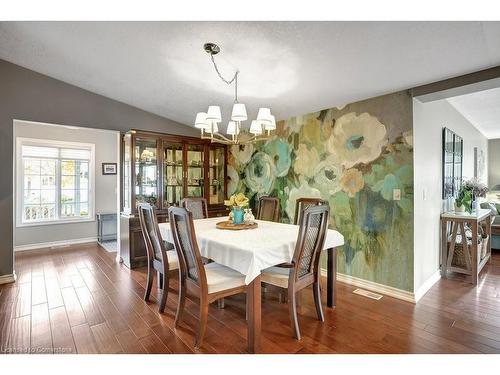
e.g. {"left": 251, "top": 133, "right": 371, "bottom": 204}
{"left": 455, "top": 204, "right": 465, "bottom": 213}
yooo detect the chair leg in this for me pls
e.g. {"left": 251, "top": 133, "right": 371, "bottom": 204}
{"left": 174, "top": 276, "right": 186, "bottom": 328}
{"left": 288, "top": 289, "right": 301, "bottom": 340}
{"left": 144, "top": 263, "right": 154, "bottom": 302}
{"left": 157, "top": 271, "right": 164, "bottom": 289}
{"left": 313, "top": 281, "right": 324, "bottom": 322}
{"left": 159, "top": 274, "right": 169, "bottom": 313}
{"left": 217, "top": 298, "right": 225, "bottom": 309}
{"left": 195, "top": 294, "right": 209, "bottom": 349}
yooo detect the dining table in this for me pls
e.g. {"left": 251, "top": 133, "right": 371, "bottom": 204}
{"left": 158, "top": 217, "right": 344, "bottom": 353}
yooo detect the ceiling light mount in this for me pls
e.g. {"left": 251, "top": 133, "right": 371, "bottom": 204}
{"left": 204, "top": 42, "right": 220, "bottom": 55}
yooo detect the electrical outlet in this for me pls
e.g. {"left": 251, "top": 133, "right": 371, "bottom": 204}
{"left": 393, "top": 189, "right": 401, "bottom": 201}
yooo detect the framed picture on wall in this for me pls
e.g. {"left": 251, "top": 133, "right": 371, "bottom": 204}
{"left": 102, "top": 162, "right": 117, "bottom": 175}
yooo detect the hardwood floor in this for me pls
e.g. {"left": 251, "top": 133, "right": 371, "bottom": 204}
{"left": 1, "top": 243, "right": 500, "bottom": 354}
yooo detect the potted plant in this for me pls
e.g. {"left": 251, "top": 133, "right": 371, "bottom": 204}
{"left": 455, "top": 188, "right": 472, "bottom": 213}
{"left": 462, "top": 178, "right": 489, "bottom": 211}
{"left": 224, "top": 193, "right": 249, "bottom": 224}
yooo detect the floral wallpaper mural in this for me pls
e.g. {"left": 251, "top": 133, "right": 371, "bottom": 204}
{"left": 228, "top": 91, "right": 414, "bottom": 291}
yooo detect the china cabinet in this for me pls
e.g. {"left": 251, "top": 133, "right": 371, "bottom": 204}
{"left": 120, "top": 130, "right": 228, "bottom": 268}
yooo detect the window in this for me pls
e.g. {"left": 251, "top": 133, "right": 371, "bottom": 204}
{"left": 16, "top": 138, "right": 95, "bottom": 226}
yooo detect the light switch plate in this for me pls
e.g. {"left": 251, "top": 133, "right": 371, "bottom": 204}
{"left": 393, "top": 189, "right": 401, "bottom": 201}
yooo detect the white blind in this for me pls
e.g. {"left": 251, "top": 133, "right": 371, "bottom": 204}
{"left": 22, "top": 145, "right": 91, "bottom": 160}
{"left": 60, "top": 148, "right": 91, "bottom": 160}
{"left": 22, "top": 145, "right": 59, "bottom": 158}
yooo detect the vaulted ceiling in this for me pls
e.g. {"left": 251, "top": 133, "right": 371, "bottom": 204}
{"left": 1, "top": 21, "right": 499, "bottom": 131}
{"left": 448, "top": 86, "right": 500, "bottom": 139}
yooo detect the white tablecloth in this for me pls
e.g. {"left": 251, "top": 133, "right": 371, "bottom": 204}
{"left": 159, "top": 217, "right": 344, "bottom": 284}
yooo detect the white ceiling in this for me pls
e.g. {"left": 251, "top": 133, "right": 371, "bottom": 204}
{"left": 1, "top": 22, "right": 500, "bottom": 131}
{"left": 448, "top": 86, "right": 500, "bottom": 139}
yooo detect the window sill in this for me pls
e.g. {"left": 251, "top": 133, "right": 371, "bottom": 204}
{"left": 16, "top": 217, "right": 96, "bottom": 228}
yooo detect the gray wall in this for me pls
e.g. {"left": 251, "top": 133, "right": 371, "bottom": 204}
{"left": 489, "top": 138, "right": 500, "bottom": 189}
{"left": 413, "top": 98, "right": 488, "bottom": 294}
{"left": 14, "top": 121, "right": 119, "bottom": 247}
{"left": 0, "top": 59, "right": 197, "bottom": 278}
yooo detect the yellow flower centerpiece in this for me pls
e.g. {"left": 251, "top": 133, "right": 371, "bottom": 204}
{"left": 224, "top": 193, "right": 249, "bottom": 224}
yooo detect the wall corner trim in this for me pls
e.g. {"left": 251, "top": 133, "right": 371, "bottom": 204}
{"left": 14, "top": 237, "right": 97, "bottom": 252}
{"left": 0, "top": 271, "right": 17, "bottom": 285}
{"left": 414, "top": 270, "right": 441, "bottom": 303}
{"left": 321, "top": 269, "right": 416, "bottom": 303}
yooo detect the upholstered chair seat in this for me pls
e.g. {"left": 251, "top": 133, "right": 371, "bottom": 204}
{"left": 204, "top": 262, "right": 246, "bottom": 294}
{"left": 154, "top": 249, "right": 180, "bottom": 270}
{"left": 261, "top": 266, "right": 291, "bottom": 288}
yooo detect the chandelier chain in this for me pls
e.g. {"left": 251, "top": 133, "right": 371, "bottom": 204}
{"left": 209, "top": 53, "right": 239, "bottom": 102}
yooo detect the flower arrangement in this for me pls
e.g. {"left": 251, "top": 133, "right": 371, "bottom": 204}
{"left": 224, "top": 193, "right": 249, "bottom": 224}
{"left": 455, "top": 178, "right": 489, "bottom": 213}
{"left": 224, "top": 193, "right": 249, "bottom": 208}
{"left": 462, "top": 178, "right": 489, "bottom": 198}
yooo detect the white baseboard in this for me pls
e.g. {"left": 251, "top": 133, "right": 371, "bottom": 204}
{"left": 14, "top": 237, "right": 97, "bottom": 252}
{"left": 414, "top": 270, "right": 441, "bottom": 303}
{"left": 0, "top": 271, "right": 17, "bottom": 285}
{"left": 321, "top": 269, "right": 416, "bottom": 303}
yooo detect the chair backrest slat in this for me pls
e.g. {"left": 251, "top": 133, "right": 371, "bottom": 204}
{"left": 292, "top": 205, "right": 329, "bottom": 280}
{"left": 294, "top": 198, "right": 327, "bottom": 225}
{"left": 169, "top": 206, "right": 206, "bottom": 289}
{"left": 181, "top": 197, "right": 208, "bottom": 220}
{"left": 256, "top": 196, "right": 280, "bottom": 222}
{"left": 137, "top": 203, "right": 167, "bottom": 264}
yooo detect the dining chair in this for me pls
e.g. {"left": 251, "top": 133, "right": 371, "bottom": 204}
{"left": 260, "top": 205, "right": 330, "bottom": 340}
{"left": 137, "top": 203, "right": 179, "bottom": 313}
{"left": 168, "top": 206, "right": 247, "bottom": 348}
{"left": 256, "top": 196, "right": 280, "bottom": 222}
{"left": 181, "top": 197, "right": 208, "bottom": 219}
{"left": 294, "top": 198, "right": 327, "bottom": 225}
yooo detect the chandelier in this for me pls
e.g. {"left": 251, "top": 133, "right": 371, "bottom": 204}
{"left": 194, "top": 43, "right": 276, "bottom": 145}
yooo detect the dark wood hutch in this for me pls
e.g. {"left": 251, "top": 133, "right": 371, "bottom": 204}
{"left": 120, "top": 130, "right": 228, "bottom": 269}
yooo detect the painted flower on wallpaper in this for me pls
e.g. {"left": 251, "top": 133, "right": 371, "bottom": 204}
{"left": 326, "top": 112, "right": 388, "bottom": 168}
{"left": 314, "top": 156, "right": 342, "bottom": 198}
{"left": 403, "top": 130, "right": 413, "bottom": 147}
{"left": 294, "top": 144, "right": 321, "bottom": 178}
{"left": 286, "top": 116, "right": 305, "bottom": 134}
{"left": 263, "top": 139, "right": 292, "bottom": 177}
{"left": 230, "top": 143, "right": 254, "bottom": 166}
{"left": 244, "top": 152, "right": 276, "bottom": 194}
{"left": 364, "top": 145, "right": 413, "bottom": 214}
{"left": 285, "top": 179, "right": 322, "bottom": 221}
{"left": 339, "top": 168, "right": 365, "bottom": 198}
{"left": 227, "top": 165, "right": 240, "bottom": 196}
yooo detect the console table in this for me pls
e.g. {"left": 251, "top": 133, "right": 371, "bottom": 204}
{"left": 441, "top": 209, "right": 492, "bottom": 285}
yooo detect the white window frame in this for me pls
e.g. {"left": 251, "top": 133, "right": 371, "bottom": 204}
{"left": 16, "top": 137, "right": 96, "bottom": 227}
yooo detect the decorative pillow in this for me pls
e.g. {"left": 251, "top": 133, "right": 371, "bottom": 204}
{"left": 480, "top": 202, "right": 499, "bottom": 215}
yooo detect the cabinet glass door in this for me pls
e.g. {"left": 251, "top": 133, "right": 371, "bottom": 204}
{"left": 135, "top": 138, "right": 158, "bottom": 207}
{"left": 186, "top": 144, "right": 204, "bottom": 198}
{"left": 209, "top": 146, "right": 225, "bottom": 205}
{"left": 164, "top": 142, "right": 184, "bottom": 207}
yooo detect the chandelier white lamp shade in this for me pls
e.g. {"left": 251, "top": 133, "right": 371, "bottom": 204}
{"left": 249, "top": 120, "right": 264, "bottom": 135}
{"left": 226, "top": 121, "right": 240, "bottom": 135}
{"left": 194, "top": 112, "right": 209, "bottom": 129}
{"left": 256, "top": 108, "right": 272, "bottom": 124}
{"left": 206, "top": 105, "right": 222, "bottom": 122}
{"left": 205, "top": 121, "right": 219, "bottom": 134}
{"left": 196, "top": 42, "right": 276, "bottom": 145}
{"left": 264, "top": 115, "right": 276, "bottom": 131}
{"left": 231, "top": 103, "right": 248, "bottom": 122}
